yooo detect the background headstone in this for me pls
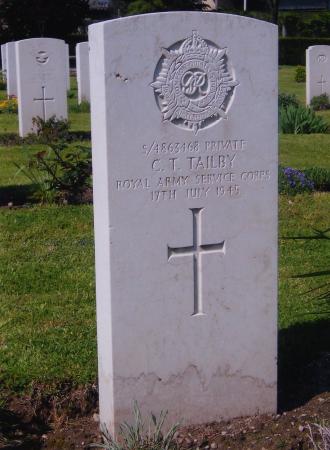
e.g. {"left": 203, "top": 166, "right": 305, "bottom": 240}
{"left": 1, "top": 43, "right": 7, "bottom": 81}
{"left": 306, "top": 45, "right": 330, "bottom": 105}
{"left": 65, "top": 43, "right": 70, "bottom": 91}
{"left": 15, "top": 38, "right": 68, "bottom": 137}
{"left": 76, "top": 42, "right": 90, "bottom": 104}
{"left": 6, "top": 41, "right": 18, "bottom": 97}
{"left": 90, "top": 12, "right": 278, "bottom": 434}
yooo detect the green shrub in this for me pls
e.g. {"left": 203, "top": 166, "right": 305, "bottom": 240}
{"left": 310, "top": 93, "right": 330, "bottom": 111}
{"left": 31, "top": 116, "right": 70, "bottom": 143}
{"left": 295, "top": 66, "right": 306, "bottom": 83}
{"left": 279, "top": 166, "right": 314, "bottom": 195}
{"left": 279, "top": 105, "right": 328, "bottom": 134}
{"left": 90, "top": 402, "right": 180, "bottom": 450}
{"left": 16, "top": 142, "right": 92, "bottom": 203}
{"left": 279, "top": 38, "right": 330, "bottom": 65}
{"left": 280, "top": 11, "right": 330, "bottom": 38}
{"left": 303, "top": 167, "right": 330, "bottom": 192}
{"left": 0, "top": 79, "right": 6, "bottom": 90}
{"left": 279, "top": 93, "right": 299, "bottom": 109}
{"left": 70, "top": 100, "right": 90, "bottom": 113}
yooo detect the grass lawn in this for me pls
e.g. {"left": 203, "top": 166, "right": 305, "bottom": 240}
{"left": 279, "top": 66, "right": 305, "bottom": 104}
{"left": 0, "top": 67, "right": 329, "bottom": 397}
{"left": 0, "top": 205, "right": 96, "bottom": 391}
{"left": 280, "top": 134, "right": 330, "bottom": 169}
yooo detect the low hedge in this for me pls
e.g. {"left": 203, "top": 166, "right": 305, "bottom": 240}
{"left": 0, "top": 131, "right": 91, "bottom": 146}
{"left": 280, "top": 37, "right": 330, "bottom": 65}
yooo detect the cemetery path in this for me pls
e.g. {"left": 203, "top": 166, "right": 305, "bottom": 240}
{"left": 0, "top": 390, "right": 329, "bottom": 449}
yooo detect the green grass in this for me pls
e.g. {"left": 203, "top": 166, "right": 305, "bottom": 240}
{"left": 0, "top": 145, "right": 42, "bottom": 187}
{"left": 279, "top": 66, "right": 306, "bottom": 104}
{"left": 0, "top": 113, "right": 19, "bottom": 133}
{"left": 279, "top": 134, "right": 330, "bottom": 169}
{"left": 279, "top": 193, "right": 330, "bottom": 330}
{"left": 0, "top": 205, "right": 96, "bottom": 390}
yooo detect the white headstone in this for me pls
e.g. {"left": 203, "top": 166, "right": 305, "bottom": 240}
{"left": 65, "top": 43, "right": 70, "bottom": 91}
{"left": 90, "top": 12, "right": 278, "bottom": 434}
{"left": 76, "top": 42, "right": 90, "bottom": 103}
{"left": 1, "top": 43, "right": 7, "bottom": 81}
{"left": 6, "top": 41, "right": 18, "bottom": 97}
{"left": 306, "top": 45, "right": 330, "bottom": 105}
{"left": 15, "top": 38, "right": 68, "bottom": 137}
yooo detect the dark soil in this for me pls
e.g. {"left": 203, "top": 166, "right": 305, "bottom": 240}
{"left": 0, "top": 391, "right": 329, "bottom": 450}
{"left": 0, "top": 353, "right": 329, "bottom": 450}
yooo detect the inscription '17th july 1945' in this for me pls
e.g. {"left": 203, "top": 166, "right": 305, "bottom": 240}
{"left": 116, "top": 138, "right": 271, "bottom": 202}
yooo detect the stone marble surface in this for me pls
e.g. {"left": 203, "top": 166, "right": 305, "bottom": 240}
{"left": 76, "top": 42, "right": 90, "bottom": 103}
{"left": 89, "top": 12, "right": 278, "bottom": 435}
{"left": 15, "top": 38, "right": 68, "bottom": 136}
{"left": 1, "top": 43, "right": 7, "bottom": 80}
{"left": 306, "top": 45, "right": 330, "bottom": 105}
{"left": 65, "top": 43, "right": 70, "bottom": 91}
{"left": 6, "top": 42, "right": 18, "bottom": 97}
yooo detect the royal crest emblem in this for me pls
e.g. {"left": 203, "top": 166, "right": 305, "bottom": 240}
{"left": 151, "top": 31, "right": 239, "bottom": 134}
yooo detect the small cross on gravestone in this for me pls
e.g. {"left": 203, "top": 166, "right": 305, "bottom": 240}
{"left": 33, "top": 86, "right": 55, "bottom": 120}
{"left": 317, "top": 74, "right": 327, "bottom": 94}
{"left": 168, "top": 208, "right": 225, "bottom": 316}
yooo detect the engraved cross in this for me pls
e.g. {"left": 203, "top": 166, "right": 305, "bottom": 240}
{"left": 33, "top": 86, "right": 54, "bottom": 120}
{"left": 317, "top": 75, "right": 327, "bottom": 94}
{"left": 168, "top": 208, "right": 225, "bottom": 316}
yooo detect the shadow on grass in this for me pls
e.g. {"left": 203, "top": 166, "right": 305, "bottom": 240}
{"left": 278, "top": 318, "right": 330, "bottom": 411}
{"left": 0, "top": 184, "right": 38, "bottom": 207}
{"left": 279, "top": 227, "right": 330, "bottom": 411}
{"left": 0, "top": 407, "right": 48, "bottom": 449}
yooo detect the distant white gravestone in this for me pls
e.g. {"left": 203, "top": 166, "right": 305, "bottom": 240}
{"left": 76, "top": 42, "right": 90, "bottom": 103}
{"left": 1, "top": 43, "right": 7, "bottom": 81}
{"left": 65, "top": 43, "right": 70, "bottom": 91}
{"left": 306, "top": 45, "right": 330, "bottom": 105}
{"left": 90, "top": 12, "right": 278, "bottom": 434}
{"left": 15, "top": 38, "right": 68, "bottom": 137}
{"left": 6, "top": 42, "right": 18, "bottom": 97}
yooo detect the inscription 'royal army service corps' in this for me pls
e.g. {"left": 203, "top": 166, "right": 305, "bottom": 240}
{"left": 151, "top": 31, "right": 238, "bottom": 134}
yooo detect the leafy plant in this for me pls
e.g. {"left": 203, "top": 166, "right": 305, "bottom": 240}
{"left": 295, "top": 65, "right": 306, "bottom": 83}
{"left": 279, "top": 93, "right": 299, "bottom": 109}
{"left": 279, "top": 166, "right": 314, "bottom": 195}
{"left": 16, "top": 142, "right": 92, "bottom": 203}
{"left": 304, "top": 167, "right": 330, "bottom": 192}
{"left": 14, "top": 160, "right": 56, "bottom": 204}
{"left": 31, "top": 115, "right": 70, "bottom": 143}
{"left": 90, "top": 401, "right": 180, "bottom": 450}
{"left": 310, "top": 93, "right": 330, "bottom": 111}
{"left": 279, "top": 105, "right": 328, "bottom": 134}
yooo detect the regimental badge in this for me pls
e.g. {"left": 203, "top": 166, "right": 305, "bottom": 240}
{"left": 151, "top": 31, "right": 239, "bottom": 135}
{"left": 35, "top": 51, "right": 49, "bottom": 64}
